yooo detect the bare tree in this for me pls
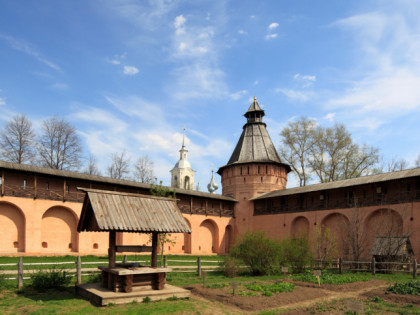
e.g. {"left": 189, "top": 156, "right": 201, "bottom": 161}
{"left": 133, "top": 155, "right": 154, "bottom": 183}
{"left": 415, "top": 153, "right": 420, "bottom": 168}
{"left": 279, "top": 118, "right": 380, "bottom": 185}
{"left": 84, "top": 154, "right": 101, "bottom": 176}
{"left": 0, "top": 114, "right": 36, "bottom": 164}
{"left": 386, "top": 156, "right": 409, "bottom": 172}
{"left": 107, "top": 151, "right": 131, "bottom": 179}
{"left": 37, "top": 116, "right": 82, "bottom": 170}
{"left": 278, "top": 117, "right": 316, "bottom": 186}
{"left": 339, "top": 204, "right": 369, "bottom": 262}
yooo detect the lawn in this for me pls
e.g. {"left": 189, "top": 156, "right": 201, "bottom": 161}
{"left": 1, "top": 259, "right": 419, "bottom": 314}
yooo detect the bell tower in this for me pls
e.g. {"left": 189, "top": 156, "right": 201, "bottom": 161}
{"left": 217, "top": 97, "right": 290, "bottom": 234}
{"left": 170, "top": 128, "right": 196, "bottom": 190}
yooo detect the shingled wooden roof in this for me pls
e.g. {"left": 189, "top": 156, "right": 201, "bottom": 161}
{"left": 218, "top": 99, "right": 291, "bottom": 174}
{"left": 77, "top": 188, "right": 191, "bottom": 234}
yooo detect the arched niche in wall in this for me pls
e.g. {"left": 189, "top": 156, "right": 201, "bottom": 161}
{"left": 224, "top": 225, "right": 233, "bottom": 254}
{"left": 199, "top": 219, "right": 219, "bottom": 253}
{"left": 41, "top": 206, "right": 78, "bottom": 253}
{"left": 365, "top": 208, "right": 404, "bottom": 254}
{"left": 291, "top": 216, "right": 310, "bottom": 238}
{"left": 0, "top": 202, "right": 25, "bottom": 252}
{"left": 321, "top": 212, "right": 349, "bottom": 257}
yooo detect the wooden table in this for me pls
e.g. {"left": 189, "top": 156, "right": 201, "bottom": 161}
{"left": 98, "top": 266, "right": 172, "bottom": 293}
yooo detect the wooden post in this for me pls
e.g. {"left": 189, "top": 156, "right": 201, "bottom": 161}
{"left": 109, "top": 231, "right": 117, "bottom": 268}
{"left": 1, "top": 169, "right": 4, "bottom": 196}
{"left": 123, "top": 255, "right": 127, "bottom": 264}
{"left": 63, "top": 179, "right": 66, "bottom": 201}
{"left": 151, "top": 232, "right": 158, "bottom": 268}
{"left": 339, "top": 258, "right": 343, "bottom": 274}
{"left": 17, "top": 257, "right": 23, "bottom": 289}
{"left": 76, "top": 256, "right": 82, "bottom": 285}
{"left": 34, "top": 174, "right": 37, "bottom": 199}
{"left": 371, "top": 257, "right": 376, "bottom": 275}
{"left": 163, "top": 255, "right": 167, "bottom": 268}
{"left": 197, "top": 257, "right": 201, "bottom": 276}
{"left": 413, "top": 259, "right": 417, "bottom": 279}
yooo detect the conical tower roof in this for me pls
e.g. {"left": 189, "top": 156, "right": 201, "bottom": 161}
{"left": 218, "top": 97, "right": 291, "bottom": 174}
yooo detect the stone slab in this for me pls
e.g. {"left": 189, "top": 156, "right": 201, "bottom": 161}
{"left": 76, "top": 282, "right": 190, "bottom": 306}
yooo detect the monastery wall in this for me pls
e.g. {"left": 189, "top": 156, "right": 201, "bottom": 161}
{"left": 0, "top": 195, "right": 234, "bottom": 256}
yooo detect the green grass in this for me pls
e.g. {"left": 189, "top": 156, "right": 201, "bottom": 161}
{"left": 0, "top": 287, "right": 199, "bottom": 315}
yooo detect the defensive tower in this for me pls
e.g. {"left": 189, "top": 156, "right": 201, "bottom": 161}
{"left": 217, "top": 97, "right": 291, "bottom": 234}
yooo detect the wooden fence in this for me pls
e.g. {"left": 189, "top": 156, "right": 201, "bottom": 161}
{"left": 0, "top": 256, "right": 222, "bottom": 288}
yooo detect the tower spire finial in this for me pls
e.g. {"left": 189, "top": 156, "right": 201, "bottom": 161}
{"left": 182, "top": 126, "right": 186, "bottom": 148}
{"left": 254, "top": 95, "right": 256, "bottom": 102}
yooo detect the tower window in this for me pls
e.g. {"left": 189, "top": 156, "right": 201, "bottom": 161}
{"left": 248, "top": 166, "right": 250, "bottom": 174}
{"left": 23, "top": 179, "right": 27, "bottom": 189}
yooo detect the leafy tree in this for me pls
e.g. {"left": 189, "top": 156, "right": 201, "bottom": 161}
{"left": 107, "top": 151, "right": 131, "bottom": 179}
{"left": 0, "top": 114, "right": 36, "bottom": 164}
{"left": 133, "top": 155, "right": 155, "bottom": 183}
{"left": 37, "top": 116, "right": 82, "bottom": 170}
{"left": 279, "top": 118, "right": 379, "bottom": 185}
{"left": 313, "top": 225, "right": 337, "bottom": 269}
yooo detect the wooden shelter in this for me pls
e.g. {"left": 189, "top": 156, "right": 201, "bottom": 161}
{"left": 370, "top": 236, "right": 414, "bottom": 263}
{"left": 77, "top": 188, "right": 191, "bottom": 292}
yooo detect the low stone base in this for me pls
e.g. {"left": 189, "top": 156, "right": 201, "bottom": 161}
{"left": 76, "top": 283, "right": 190, "bottom": 306}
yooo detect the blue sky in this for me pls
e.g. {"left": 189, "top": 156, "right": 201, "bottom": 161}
{"left": 1, "top": 0, "right": 420, "bottom": 190}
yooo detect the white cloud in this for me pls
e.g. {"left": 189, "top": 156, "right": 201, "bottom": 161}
{"left": 293, "top": 73, "right": 316, "bottom": 87}
{"left": 329, "top": 68, "right": 420, "bottom": 113}
{"left": 0, "top": 97, "right": 6, "bottom": 105}
{"left": 268, "top": 22, "right": 279, "bottom": 30}
{"left": 238, "top": 29, "right": 247, "bottom": 35}
{"left": 230, "top": 90, "right": 247, "bottom": 100}
{"left": 170, "top": 64, "right": 227, "bottom": 100}
{"left": 123, "top": 65, "right": 139, "bottom": 75}
{"left": 50, "top": 83, "right": 69, "bottom": 90}
{"left": 0, "top": 33, "right": 61, "bottom": 72}
{"left": 328, "top": 9, "right": 420, "bottom": 116}
{"left": 323, "top": 113, "right": 335, "bottom": 122}
{"left": 265, "top": 33, "right": 278, "bottom": 40}
{"left": 275, "top": 88, "right": 313, "bottom": 102}
{"left": 174, "top": 15, "right": 186, "bottom": 35}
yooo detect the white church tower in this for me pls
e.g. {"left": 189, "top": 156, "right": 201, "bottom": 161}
{"left": 170, "top": 128, "right": 196, "bottom": 190}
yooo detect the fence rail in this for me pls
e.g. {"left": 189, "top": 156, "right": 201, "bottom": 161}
{"left": 0, "top": 256, "right": 222, "bottom": 288}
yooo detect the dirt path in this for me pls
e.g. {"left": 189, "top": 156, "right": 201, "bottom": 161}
{"left": 266, "top": 283, "right": 389, "bottom": 313}
{"left": 189, "top": 280, "right": 391, "bottom": 314}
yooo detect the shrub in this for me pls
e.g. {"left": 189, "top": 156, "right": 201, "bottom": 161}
{"left": 31, "top": 268, "right": 71, "bottom": 291}
{"left": 282, "top": 235, "right": 313, "bottom": 273}
{"left": 230, "top": 231, "right": 282, "bottom": 276}
{"left": 143, "top": 296, "right": 152, "bottom": 303}
{"left": 220, "top": 256, "right": 240, "bottom": 277}
{"left": 387, "top": 280, "right": 420, "bottom": 295}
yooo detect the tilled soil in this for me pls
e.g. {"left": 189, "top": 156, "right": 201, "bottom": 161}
{"left": 188, "top": 279, "right": 389, "bottom": 312}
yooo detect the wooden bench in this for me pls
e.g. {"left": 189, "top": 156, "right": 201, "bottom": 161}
{"left": 99, "top": 266, "right": 172, "bottom": 293}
